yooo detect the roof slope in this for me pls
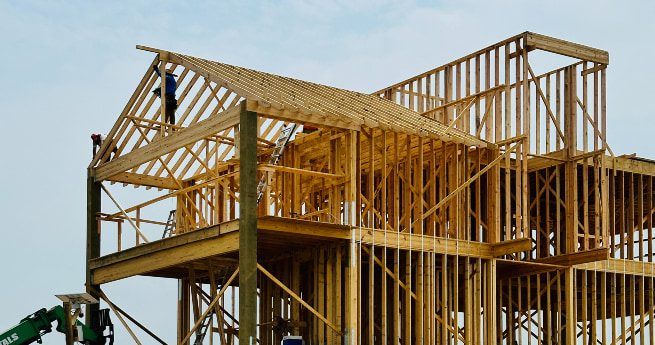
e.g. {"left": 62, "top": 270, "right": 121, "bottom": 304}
{"left": 145, "top": 46, "right": 485, "bottom": 147}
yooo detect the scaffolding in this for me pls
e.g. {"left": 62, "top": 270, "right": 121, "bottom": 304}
{"left": 85, "top": 32, "right": 655, "bottom": 344}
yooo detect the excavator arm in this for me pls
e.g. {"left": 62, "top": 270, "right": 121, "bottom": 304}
{"left": 0, "top": 305, "right": 113, "bottom": 345}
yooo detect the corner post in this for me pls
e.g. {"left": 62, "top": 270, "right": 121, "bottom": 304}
{"left": 85, "top": 168, "right": 101, "bottom": 329}
{"left": 239, "top": 101, "right": 258, "bottom": 345}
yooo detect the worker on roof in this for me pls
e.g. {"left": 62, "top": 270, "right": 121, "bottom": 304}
{"left": 152, "top": 65, "right": 178, "bottom": 126}
{"left": 91, "top": 133, "right": 117, "bottom": 162}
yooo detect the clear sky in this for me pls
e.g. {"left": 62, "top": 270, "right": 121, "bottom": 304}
{"left": 1, "top": 0, "right": 654, "bottom": 343}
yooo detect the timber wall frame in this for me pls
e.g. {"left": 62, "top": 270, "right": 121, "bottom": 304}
{"left": 85, "top": 31, "right": 655, "bottom": 344}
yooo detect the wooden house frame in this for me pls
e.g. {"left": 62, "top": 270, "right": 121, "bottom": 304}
{"left": 85, "top": 32, "right": 655, "bottom": 344}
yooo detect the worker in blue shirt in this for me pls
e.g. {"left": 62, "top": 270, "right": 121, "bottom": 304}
{"left": 152, "top": 65, "right": 178, "bottom": 125}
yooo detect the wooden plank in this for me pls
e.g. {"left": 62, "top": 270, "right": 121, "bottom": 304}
{"left": 248, "top": 99, "right": 359, "bottom": 131}
{"left": 360, "top": 228, "right": 491, "bottom": 258}
{"left": 611, "top": 156, "right": 655, "bottom": 176}
{"left": 105, "top": 171, "right": 178, "bottom": 189}
{"left": 533, "top": 248, "right": 610, "bottom": 266}
{"left": 525, "top": 32, "right": 609, "bottom": 64}
{"left": 258, "top": 216, "right": 350, "bottom": 240}
{"left": 258, "top": 164, "right": 344, "bottom": 179}
{"left": 497, "top": 260, "right": 566, "bottom": 279}
{"left": 360, "top": 228, "right": 528, "bottom": 259}
{"left": 490, "top": 238, "right": 532, "bottom": 257}
{"left": 576, "top": 259, "right": 655, "bottom": 276}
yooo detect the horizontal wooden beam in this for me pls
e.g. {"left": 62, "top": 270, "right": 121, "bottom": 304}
{"left": 498, "top": 259, "right": 567, "bottom": 279}
{"left": 359, "top": 228, "right": 488, "bottom": 258}
{"left": 610, "top": 156, "right": 655, "bottom": 176}
{"left": 360, "top": 228, "right": 531, "bottom": 259}
{"left": 136, "top": 45, "right": 163, "bottom": 54}
{"left": 570, "top": 149, "right": 605, "bottom": 162}
{"left": 421, "top": 84, "right": 505, "bottom": 117}
{"left": 90, "top": 221, "right": 239, "bottom": 284}
{"left": 94, "top": 104, "right": 240, "bottom": 181}
{"left": 258, "top": 164, "right": 344, "bottom": 180}
{"left": 106, "top": 171, "right": 178, "bottom": 189}
{"left": 246, "top": 99, "right": 360, "bottom": 131}
{"left": 525, "top": 31, "right": 609, "bottom": 64}
{"left": 575, "top": 258, "right": 655, "bottom": 276}
{"left": 534, "top": 248, "right": 610, "bottom": 266}
{"left": 581, "top": 63, "right": 607, "bottom": 76}
{"left": 491, "top": 238, "right": 532, "bottom": 257}
{"left": 258, "top": 216, "right": 350, "bottom": 241}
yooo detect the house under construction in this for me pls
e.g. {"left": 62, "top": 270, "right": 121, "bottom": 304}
{"left": 86, "top": 32, "right": 655, "bottom": 344}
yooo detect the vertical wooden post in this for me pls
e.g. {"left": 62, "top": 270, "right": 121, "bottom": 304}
{"left": 160, "top": 58, "right": 167, "bottom": 136}
{"left": 85, "top": 168, "right": 101, "bottom": 329}
{"left": 292, "top": 260, "right": 301, "bottom": 335}
{"left": 564, "top": 268, "right": 576, "bottom": 344}
{"left": 564, "top": 65, "right": 578, "bottom": 253}
{"left": 345, "top": 130, "right": 359, "bottom": 345}
{"left": 63, "top": 302, "right": 75, "bottom": 345}
{"left": 487, "top": 147, "right": 501, "bottom": 243}
{"left": 177, "top": 278, "right": 190, "bottom": 345}
{"left": 239, "top": 101, "right": 258, "bottom": 345}
{"left": 485, "top": 259, "right": 497, "bottom": 344}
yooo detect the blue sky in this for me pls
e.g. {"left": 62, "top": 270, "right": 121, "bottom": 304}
{"left": 1, "top": 0, "right": 654, "bottom": 343}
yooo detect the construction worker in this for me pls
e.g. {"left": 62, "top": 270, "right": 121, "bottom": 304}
{"left": 91, "top": 133, "right": 117, "bottom": 162}
{"left": 152, "top": 65, "right": 178, "bottom": 126}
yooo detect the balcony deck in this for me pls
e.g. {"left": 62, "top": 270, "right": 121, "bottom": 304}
{"left": 89, "top": 216, "right": 351, "bottom": 284}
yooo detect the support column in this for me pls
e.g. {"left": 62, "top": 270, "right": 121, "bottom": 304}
{"left": 485, "top": 259, "right": 497, "bottom": 344}
{"left": 345, "top": 130, "right": 359, "bottom": 345}
{"left": 564, "top": 268, "right": 576, "bottom": 344}
{"left": 564, "top": 65, "right": 579, "bottom": 254}
{"left": 177, "top": 278, "right": 190, "bottom": 345}
{"left": 486, "top": 147, "right": 501, "bottom": 243}
{"left": 85, "top": 168, "right": 101, "bottom": 329}
{"left": 64, "top": 302, "right": 74, "bottom": 345}
{"left": 239, "top": 101, "right": 258, "bottom": 345}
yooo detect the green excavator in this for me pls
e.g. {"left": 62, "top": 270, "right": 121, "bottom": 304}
{"left": 0, "top": 294, "right": 114, "bottom": 345}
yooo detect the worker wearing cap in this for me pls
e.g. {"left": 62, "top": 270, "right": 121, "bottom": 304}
{"left": 152, "top": 65, "right": 178, "bottom": 126}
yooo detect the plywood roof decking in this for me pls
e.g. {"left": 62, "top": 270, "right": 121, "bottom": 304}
{"left": 139, "top": 46, "right": 485, "bottom": 148}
